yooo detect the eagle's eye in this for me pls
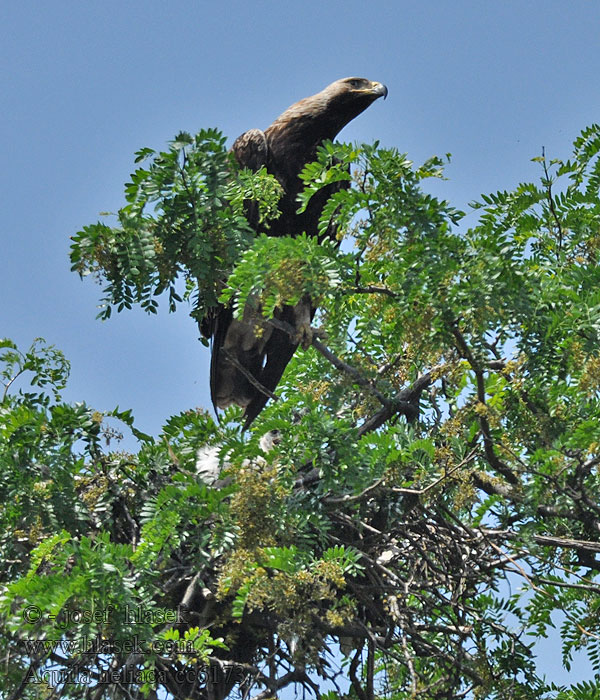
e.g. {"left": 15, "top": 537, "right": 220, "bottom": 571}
{"left": 348, "top": 79, "right": 362, "bottom": 89}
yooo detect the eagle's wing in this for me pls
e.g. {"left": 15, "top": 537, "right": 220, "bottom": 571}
{"left": 230, "top": 128, "right": 269, "bottom": 229}
{"left": 231, "top": 128, "right": 268, "bottom": 170}
{"left": 209, "top": 129, "right": 271, "bottom": 415}
{"left": 210, "top": 302, "right": 274, "bottom": 412}
{"left": 241, "top": 171, "right": 350, "bottom": 427}
{"left": 242, "top": 300, "right": 312, "bottom": 426}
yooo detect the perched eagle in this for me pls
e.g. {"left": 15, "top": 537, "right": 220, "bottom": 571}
{"left": 205, "top": 77, "right": 387, "bottom": 426}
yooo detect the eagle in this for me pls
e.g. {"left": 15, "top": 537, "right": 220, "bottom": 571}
{"left": 204, "top": 77, "right": 387, "bottom": 426}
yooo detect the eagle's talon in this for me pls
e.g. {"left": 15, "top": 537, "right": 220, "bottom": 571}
{"left": 296, "top": 324, "right": 313, "bottom": 350}
{"left": 296, "top": 325, "right": 327, "bottom": 349}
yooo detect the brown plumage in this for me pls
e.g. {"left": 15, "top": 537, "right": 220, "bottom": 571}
{"left": 206, "top": 77, "right": 388, "bottom": 426}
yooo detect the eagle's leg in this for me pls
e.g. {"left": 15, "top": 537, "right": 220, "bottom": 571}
{"left": 291, "top": 295, "right": 315, "bottom": 350}
{"left": 296, "top": 323, "right": 327, "bottom": 349}
{"left": 212, "top": 306, "right": 273, "bottom": 409}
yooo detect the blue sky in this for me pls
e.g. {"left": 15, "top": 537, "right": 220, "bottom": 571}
{"left": 2, "top": 1, "right": 599, "bottom": 683}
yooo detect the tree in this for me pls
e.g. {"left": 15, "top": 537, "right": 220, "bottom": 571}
{"left": 3, "top": 124, "right": 600, "bottom": 699}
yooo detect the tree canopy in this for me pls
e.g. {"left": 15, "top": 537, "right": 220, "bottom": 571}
{"left": 3, "top": 124, "right": 600, "bottom": 699}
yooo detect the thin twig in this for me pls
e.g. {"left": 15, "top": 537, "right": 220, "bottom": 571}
{"left": 402, "top": 450, "right": 478, "bottom": 495}
{"left": 221, "top": 349, "right": 279, "bottom": 401}
{"left": 325, "top": 450, "right": 478, "bottom": 505}
{"left": 349, "top": 285, "right": 399, "bottom": 298}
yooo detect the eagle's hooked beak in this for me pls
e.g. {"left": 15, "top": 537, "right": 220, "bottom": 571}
{"left": 371, "top": 81, "right": 388, "bottom": 100}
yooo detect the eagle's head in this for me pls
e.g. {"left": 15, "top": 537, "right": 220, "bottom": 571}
{"left": 271, "top": 77, "right": 388, "bottom": 142}
{"left": 322, "top": 78, "right": 387, "bottom": 115}
{"left": 311, "top": 76, "right": 388, "bottom": 139}
{"left": 330, "top": 77, "right": 388, "bottom": 103}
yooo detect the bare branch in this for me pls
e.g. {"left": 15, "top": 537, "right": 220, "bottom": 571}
{"left": 312, "top": 337, "right": 390, "bottom": 407}
{"left": 357, "top": 365, "right": 442, "bottom": 436}
{"left": 249, "top": 668, "right": 315, "bottom": 700}
{"left": 481, "top": 528, "right": 600, "bottom": 554}
{"left": 268, "top": 316, "right": 390, "bottom": 407}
